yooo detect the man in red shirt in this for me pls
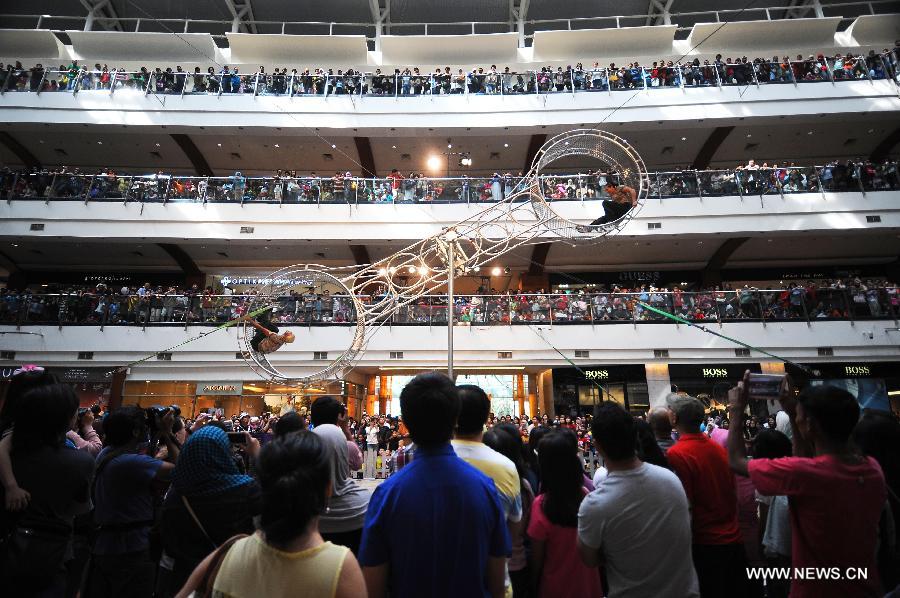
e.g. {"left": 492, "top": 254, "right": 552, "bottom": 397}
{"left": 387, "top": 168, "right": 403, "bottom": 194}
{"left": 727, "top": 373, "right": 886, "bottom": 598}
{"left": 666, "top": 394, "right": 748, "bottom": 597}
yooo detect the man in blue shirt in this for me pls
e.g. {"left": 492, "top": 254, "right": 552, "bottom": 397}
{"left": 358, "top": 373, "right": 510, "bottom": 598}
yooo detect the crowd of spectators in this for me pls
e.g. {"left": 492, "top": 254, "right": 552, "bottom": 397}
{"left": 3, "top": 277, "right": 897, "bottom": 327}
{"left": 2, "top": 45, "right": 897, "bottom": 96}
{"left": 2, "top": 156, "right": 898, "bottom": 205}
{"left": 5, "top": 366, "right": 896, "bottom": 597}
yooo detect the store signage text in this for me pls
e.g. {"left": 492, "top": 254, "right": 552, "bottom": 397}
{"left": 197, "top": 382, "right": 243, "bottom": 395}
{"left": 585, "top": 370, "right": 610, "bottom": 380}
{"left": 702, "top": 368, "right": 729, "bottom": 378}
{"left": 618, "top": 271, "right": 661, "bottom": 282}
{"left": 220, "top": 276, "right": 315, "bottom": 287}
{"left": 845, "top": 366, "right": 870, "bottom": 376}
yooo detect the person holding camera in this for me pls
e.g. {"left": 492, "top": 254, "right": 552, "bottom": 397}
{"left": 85, "top": 406, "right": 181, "bottom": 598}
{"left": 66, "top": 406, "right": 103, "bottom": 456}
{"left": 726, "top": 372, "right": 887, "bottom": 598}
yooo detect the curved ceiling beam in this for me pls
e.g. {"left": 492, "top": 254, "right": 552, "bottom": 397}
{"left": 701, "top": 236, "right": 749, "bottom": 287}
{"left": 170, "top": 134, "right": 214, "bottom": 177}
{"left": 0, "top": 132, "right": 40, "bottom": 169}
{"left": 870, "top": 125, "right": 900, "bottom": 163}
{"left": 692, "top": 126, "right": 734, "bottom": 170}
{"left": 353, "top": 137, "right": 377, "bottom": 178}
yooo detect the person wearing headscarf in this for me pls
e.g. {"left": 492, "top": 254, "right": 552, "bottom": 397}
{"left": 160, "top": 426, "right": 262, "bottom": 595}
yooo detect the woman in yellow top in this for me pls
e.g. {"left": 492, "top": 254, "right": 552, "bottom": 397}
{"left": 176, "top": 431, "right": 366, "bottom": 598}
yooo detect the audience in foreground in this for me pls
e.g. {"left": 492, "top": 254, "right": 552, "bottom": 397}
{"left": 727, "top": 373, "right": 888, "bottom": 598}
{"left": 358, "top": 373, "right": 510, "bottom": 598}
{"left": 577, "top": 402, "right": 699, "bottom": 597}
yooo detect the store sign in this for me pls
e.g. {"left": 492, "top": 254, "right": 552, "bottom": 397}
{"left": 844, "top": 365, "right": 871, "bottom": 376}
{"left": 197, "top": 382, "right": 242, "bottom": 396}
{"left": 618, "top": 271, "right": 662, "bottom": 283}
{"left": 584, "top": 370, "right": 610, "bottom": 380}
{"left": 702, "top": 368, "right": 729, "bottom": 378}
{"left": 1, "top": 366, "right": 23, "bottom": 379}
{"left": 220, "top": 276, "right": 316, "bottom": 287}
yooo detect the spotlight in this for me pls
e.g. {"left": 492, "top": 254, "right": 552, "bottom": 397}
{"left": 504, "top": 267, "right": 510, "bottom": 274}
{"left": 447, "top": 143, "right": 452, "bottom": 149}
{"left": 491, "top": 267, "right": 502, "bottom": 276}
{"left": 426, "top": 155, "right": 442, "bottom": 171}
{"left": 504, "top": 143, "right": 509, "bottom": 148}
{"left": 417, "top": 265, "right": 429, "bottom": 275}
{"left": 407, "top": 266, "right": 416, "bottom": 274}
{"left": 377, "top": 268, "right": 386, "bottom": 276}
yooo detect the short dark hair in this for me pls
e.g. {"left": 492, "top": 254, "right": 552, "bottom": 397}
{"left": 11, "top": 384, "right": 79, "bottom": 454}
{"left": 257, "top": 431, "right": 330, "bottom": 547}
{"left": 0, "top": 368, "right": 59, "bottom": 434}
{"left": 591, "top": 402, "right": 636, "bottom": 461}
{"left": 104, "top": 405, "right": 148, "bottom": 447}
{"left": 274, "top": 411, "right": 306, "bottom": 436}
{"left": 310, "top": 396, "right": 344, "bottom": 427}
{"left": 456, "top": 384, "right": 490, "bottom": 435}
{"left": 399, "top": 373, "right": 459, "bottom": 448}
{"left": 797, "top": 384, "right": 860, "bottom": 444}
{"left": 752, "top": 429, "right": 792, "bottom": 459}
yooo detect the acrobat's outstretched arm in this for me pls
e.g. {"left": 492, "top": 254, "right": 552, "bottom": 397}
{"left": 243, "top": 316, "right": 274, "bottom": 336}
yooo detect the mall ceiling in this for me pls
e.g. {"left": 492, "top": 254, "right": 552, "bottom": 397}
{"left": 1, "top": 114, "right": 898, "bottom": 176}
{"left": 0, "top": 0, "right": 876, "bottom": 35}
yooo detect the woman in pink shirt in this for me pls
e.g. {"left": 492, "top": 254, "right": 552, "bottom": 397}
{"left": 528, "top": 430, "right": 602, "bottom": 598}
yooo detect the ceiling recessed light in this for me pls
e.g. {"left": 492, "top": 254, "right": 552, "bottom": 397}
{"left": 392, "top": 145, "right": 396, "bottom": 149}
{"left": 11, "top": 243, "right": 18, "bottom": 247}
{"left": 97, "top": 141, "right": 103, "bottom": 145}
{"left": 504, "top": 143, "right": 509, "bottom": 148}
{"left": 274, "top": 144, "right": 280, "bottom": 148}
{"left": 868, "top": 128, "right": 875, "bottom": 133}
{"left": 217, "top": 143, "right": 222, "bottom": 147}
{"left": 807, "top": 131, "right": 813, "bottom": 135}
{"left": 38, "top": 140, "right": 44, "bottom": 144}
{"left": 331, "top": 144, "right": 336, "bottom": 149}
{"left": 746, "top": 134, "right": 752, "bottom": 138}
{"left": 155, "top": 143, "right": 160, "bottom": 147}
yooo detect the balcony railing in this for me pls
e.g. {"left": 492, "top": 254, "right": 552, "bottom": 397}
{"left": 4, "top": 288, "right": 897, "bottom": 329}
{"left": 1, "top": 53, "right": 894, "bottom": 99}
{"left": 3, "top": 164, "right": 897, "bottom": 205}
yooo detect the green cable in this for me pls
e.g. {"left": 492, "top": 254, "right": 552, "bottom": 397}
{"left": 107, "top": 304, "right": 275, "bottom": 376}
{"left": 636, "top": 301, "right": 813, "bottom": 374}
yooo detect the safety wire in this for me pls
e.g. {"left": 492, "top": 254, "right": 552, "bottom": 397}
{"left": 104, "top": 303, "right": 273, "bottom": 377}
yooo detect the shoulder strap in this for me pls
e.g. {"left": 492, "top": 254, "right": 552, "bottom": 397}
{"left": 182, "top": 494, "right": 216, "bottom": 550}
{"left": 199, "top": 533, "right": 249, "bottom": 598}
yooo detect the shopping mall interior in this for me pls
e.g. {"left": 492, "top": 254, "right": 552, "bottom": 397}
{"left": 2, "top": 1, "right": 900, "bottom": 597}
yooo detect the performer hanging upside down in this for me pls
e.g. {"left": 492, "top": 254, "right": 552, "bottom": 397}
{"left": 577, "top": 179, "right": 637, "bottom": 232}
{"left": 243, "top": 314, "right": 295, "bottom": 353}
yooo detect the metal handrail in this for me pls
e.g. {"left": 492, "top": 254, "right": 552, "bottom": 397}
{"left": 5, "top": 287, "right": 897, "bottom": 327}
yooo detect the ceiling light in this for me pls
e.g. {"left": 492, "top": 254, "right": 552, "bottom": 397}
{"left": 388, "top": 267, "right": 397, "bottom": 275}
{"left": 807, "top": 131, "right": 813, "bottom": 135}
{"left": 447, "top": 143, "right": 452, "bottom": 149}
{"left": 746, "top": 134, "right": 752, "bottom": 138}
{"left": 417, "top": 265, "right": 429, "bottom": 275}
{"left": 681, "top": 137, "right": 687, "bottom": 141}
{"left": 274, "top": 143, "right": 280, "bottom": 148}
{"left": 407, "top": 266, "right": 416, "bottom": 274}
{"left": 868, "top": 128, "right": 875, "bottom": 133}
{"left": 377, "top": 267, "right": 387, "bottom": 276}
{"left": 392, "top": 145, "right": 397, "bottom": 149}
{"left": 504, "top": 143, "right": 509, "bottom": 148}
{"left": 217, "top": 143, "right": 222, "bottom": 147}
{"left": 97, "top": 141, "right": 103, "bottom": 145}
{"left": 155, "top": 143, "right": 160, "bottom": 147}
{"left": 426, "top": 155, "right": 442, "bottom": 171}
{"left": 11, "top": 243, "right": 18, "bottom": 247}
{"left": 331, "top": 144, "right": 336, "bottom": 149}
{"left": 491, "top": 266, "right": 502, "bottom": 276}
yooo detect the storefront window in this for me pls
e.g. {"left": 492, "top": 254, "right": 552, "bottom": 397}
{"left": 553, "top": 365, "right": 648, "bottom": 416}
{"left": 787, "top": 362, "right": 898, "bottom": 413}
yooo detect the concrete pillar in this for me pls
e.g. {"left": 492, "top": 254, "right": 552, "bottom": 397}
{"left": 107, "top": 369, "right": 127, "bottom": 411}
{"left": 515, "top": 373, "right": 525, "bottom": 416}
{"left": 378, "top": 375, "right": 390, "bottom": 415}
{"left": 645, "top": 363, "right": 672, "bottom": 410}
{"left": 539, "top": 370, "right": 555, "bottom": 418}
{"left": 527, "top": 373, "right": 537, "bottom": 418}
{"left": 365, "top": 375, "right": 377, "bottom": 417}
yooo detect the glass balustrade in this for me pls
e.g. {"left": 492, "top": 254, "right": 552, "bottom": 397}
{"left": 3, "top": 165, "right": 899, "bottom": 203}
{"left": 3, "top": 288, "right": 897, "bottom": 327}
